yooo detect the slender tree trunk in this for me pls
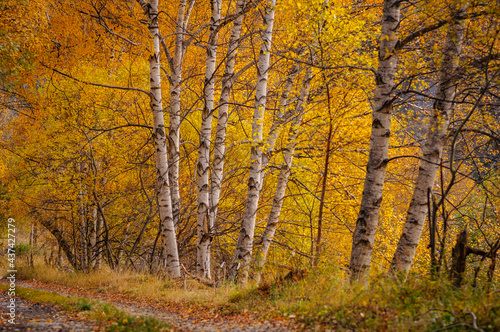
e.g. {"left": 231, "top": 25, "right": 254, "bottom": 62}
{"left": 390, "top": 6, "right": 466, "bottom": 274}
{"left": 349, "top": 0, "right": 401, "bottom": 282}
{"left": 450, "top": 228, "right": 468, "bottom": 287}
{"left": 196, "top": 0, "right": 222, "bottom": 279}
{"left": 136, "top": 0, "right": 181, "bottom": 278}
{"left": 260, "top": 64, "right": 301, "bottom": 183}
{"left": 254, "top": 68, "right": 312, "bottom": 283}
{"left": 229, "top": 0, "right": 276, "bottom": 283}
{"left": 78, "top": 161, "right": 89, "bottom": 272}
{"left": 169, "top": 0, "right": 188, "bottom": 229}
{"left": 40, "top": 217, "right": 78, "bottom": 270}
{"left": 29, "top": 223, "right": 34, "bottom": 267}
{"left": 209, "top": 0, "right": 247, "bottom": 253}
{"left": 94, "top": 178, "right": 106, "bottom": 270}
{"left": 90, "top": 204, "right": 97, "bottom": 268}
{"left": 95, "top": 202, "right": 103, "bottom": 270}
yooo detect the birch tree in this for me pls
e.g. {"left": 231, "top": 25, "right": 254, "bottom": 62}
{"left": 196, "top": 0, "right": 222, "bottom": 279}
{"left": 391, "top": 4, "right": 467, "bottom": 274}
{"left": 207, "top": 0, "right": 248, "bottom": 266}
{"left": 228, "top": 0, "right": 277, "bottom": 283}
{"left": 136, "top": 0, "right": 181, "bottom": 277}
{"left": 254, "top": 67, "right": 313, "bottom": 283}
{"left": 349, "top": 0, "right": 401, "bottom": 281}
{"left": 164, "top": 0, "right": 196, "bottom": 229}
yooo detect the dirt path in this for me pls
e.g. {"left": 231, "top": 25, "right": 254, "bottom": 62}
{"left": 11, "top": 280, "right": 298, "bottom": 331}
{"left": 0, "top": 290, "right": 101, "bottom": 331}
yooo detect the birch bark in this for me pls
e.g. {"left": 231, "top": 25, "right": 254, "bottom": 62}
{"left": 228, "top": 0, "right": 276, "bottom": 283}
{"left": 260, "top": 64, "right": 300, "bottom": 185}
{"left": 136, "top": 0, "right": 181, "bottom": 277}
{"left": 254, "top": 68, "right": 312, "bottom": 283}
{"left": 208, "top": 0, "right": 247, "bottom": 249}
{"left": 196, "top": 0, "right": 221, "bottom": 279}
{"left": 391, "top": 6, "right": 466, "bottom": 274}
{"left": 169, "top": 0, "right": 189, "bottom": 229}
{"left": 349, "top": 0, "right": 401, "bottom": 281}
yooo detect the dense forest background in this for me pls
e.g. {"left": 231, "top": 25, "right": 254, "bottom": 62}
{"left": 1, "top": 0, "right": 499, "bottom": 290}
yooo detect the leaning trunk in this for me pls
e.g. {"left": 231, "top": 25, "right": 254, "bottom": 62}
{"left": 349, "top": 0, "right": 401, "bottom": 281}
{"left": 136, "top": 0, "right": 181, "bottom": 277}
{"left": 391, "top": 6, "right": 466, "bottom": 274}
{"left": 254, "top": 68, "right": 312, "bottom": 283}
{"left": 229, "top": 0, "right": 276, "bottom": 283}
{"left": 260, "top": 64, "right": 301, "bottom": 184}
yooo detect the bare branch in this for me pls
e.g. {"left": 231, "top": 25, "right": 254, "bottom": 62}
{"left": 46, "top": 66, "right": 152, "bottom": 98}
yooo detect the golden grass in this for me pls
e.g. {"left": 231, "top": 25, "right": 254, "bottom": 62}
{"left": 8, "top": 257, "right": 500, "bottom": 331}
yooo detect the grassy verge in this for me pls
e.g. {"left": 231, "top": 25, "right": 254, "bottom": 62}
{"left": 6, "top": 258, "right": 500, "bottom": 331}
{"left": 14, "top": 258, "right": 228, "bottom": 307}
{"left": 0, "top": 283, "right": 172, "bottom": 331}
{"left": 225, "top": 269, "right": 500, "bottom": 331}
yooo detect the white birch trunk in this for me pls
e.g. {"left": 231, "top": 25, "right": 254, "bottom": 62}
{"left": 260, "top": 64, "right": 300, "bottom": 184}
{"left": 208, "top": 0, "right": 247, "bottom": 245}
{"left": 228, "top": 0, "right": 276, "bottom": 283}
{"left": 196, "top": 0, "right": 221, "bottom": 279}
{"left": 254, "top": 68, "right": 312, "bottom": 283}
{"left": 169, "top": 0, "right": 188, "bottom": 229}
{"left": 136, "top": 0, "right": 181, "bottom": 278}
{"left": 349, "top": 0, "right": 401, "bottom": 281}
{"left": 391, "top": 6, "right": 466, "bottom": 274}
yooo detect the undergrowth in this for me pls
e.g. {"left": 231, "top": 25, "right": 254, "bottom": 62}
{"left": 6, "top": 259, "right": 500, "bottom": 331}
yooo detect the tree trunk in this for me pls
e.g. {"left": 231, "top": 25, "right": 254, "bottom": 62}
{"left": 136, "top": 0, "right": 181, "bottom": 278}
{"left": 209, "top": 0, "right": 247, "bottom": 244}
{"left": 254, "top": 68, "right": 312, "bottom": 283}
{"left": 168, "top": 0, "right": 189, "bottom": 229}
{"left": 314, "top": 75, "right": 333, "bottom": 267}
{"left": 391, "top": 6, "right": 466, "bottom": 274}
{"left": 40, "top": 217, "right": 78, "bottom": 270}
{"left": 90, "top": 204, "right": 97, "bottom": 268}
{"left": 95, "top": 201, "right": 103, "bottom": 270}
{"left": 229, "top": 0, "right": 276, "bottom": 283}
{"left": 78, "top": 161, "right": 89, "bottom": 272}
{"left": 349, "top": 0, "right": 401, "bottom": 282}
{"left": 450, "top": 228, "right": 468, "bottom": 287}
{"left": 196, "top": 0, "right": 221, "bottom": 279}
{"left": 260, "top": 64, "right": 301, "bottom": 183}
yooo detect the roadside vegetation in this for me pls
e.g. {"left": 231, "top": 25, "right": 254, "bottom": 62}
{"left": 4, "top": 255, "right": 499, "bottom": 331}
{"left": 0, "top": 280, "right": 171, "bottom": 331}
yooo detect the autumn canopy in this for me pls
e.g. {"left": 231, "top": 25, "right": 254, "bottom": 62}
{"left": 0, "top": 0, "right": 499, "bottom": 286}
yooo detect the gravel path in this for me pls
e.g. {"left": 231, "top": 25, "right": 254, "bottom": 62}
{"left": 0, "top": 290, "right": 100, "bottom": 331}
{"left": 10, "top": 280, "right": 297, "bottom": 331}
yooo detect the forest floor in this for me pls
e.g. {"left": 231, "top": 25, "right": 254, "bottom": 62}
{"left": 1, "top": 262, "right": 499, "bottom": 331}
{"left": 1, "top": 279, "right": 298, "bottom": 331}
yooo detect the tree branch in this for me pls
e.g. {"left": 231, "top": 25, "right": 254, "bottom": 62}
{"left": 46, "top": 66, "right": 152, "bottom": 98}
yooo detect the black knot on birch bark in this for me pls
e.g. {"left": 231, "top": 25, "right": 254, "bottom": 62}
{"left": 356, "top": 215, "right": 367, "bottom": 228}
{"left": 385, "top": 15, "right": 397, "bottom": 23}
{"left": 372, "top": 118, "right": 383, "bottom": 129}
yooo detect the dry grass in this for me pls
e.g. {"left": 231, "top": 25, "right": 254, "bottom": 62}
{"left": 14, "top": 257, "right": 238, "bottom": 308}
{"left": 9, "top": 258, "right": 500, "bottom": 331}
